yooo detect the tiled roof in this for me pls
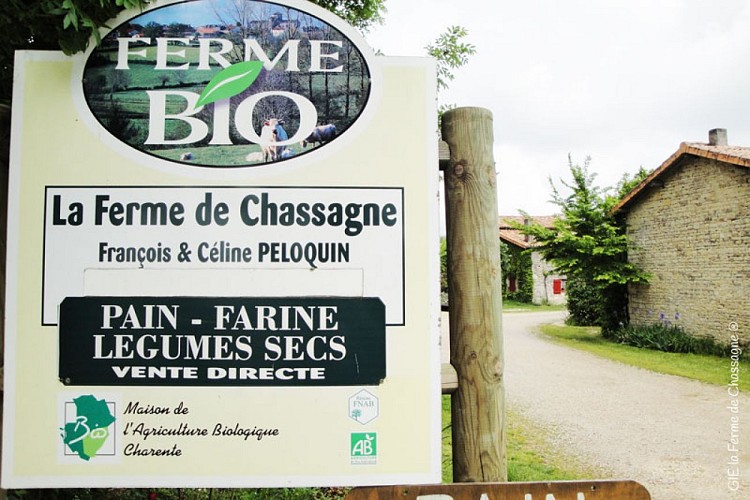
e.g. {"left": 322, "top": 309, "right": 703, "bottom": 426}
{"left": 498, "top": 215, "right": 557, "bottom": 249}
{"left": 197, "top": 26, "right": 221, "bottom": 35}
{"left": 683, "top": 142, "right": 750, "bottom": 164}
{"left": 499, "top": 215, "right": 557, "bottom": 229}
{"left": 613, "top": 141, "right": 750, "bottom": 213}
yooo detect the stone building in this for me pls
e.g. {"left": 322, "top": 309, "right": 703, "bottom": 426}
{"left": 612, "top": 129, "right": 750, "bottom": 344}
{"left": 499, "top": 215, "right": 567, "bottom": 305}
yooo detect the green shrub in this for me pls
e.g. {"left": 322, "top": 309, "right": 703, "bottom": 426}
{"left": 611, "top": 323, "right": 739, "bottom": 357}
{"left": 564, "top": 275, "right": 602, "bottom": 326}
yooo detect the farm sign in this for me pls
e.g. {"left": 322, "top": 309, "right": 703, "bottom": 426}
{"left": 83, "top": 0, "right": 371, "bottom": 167}
{"left": 2, "top": 0, "right": 440, "bottom": 489}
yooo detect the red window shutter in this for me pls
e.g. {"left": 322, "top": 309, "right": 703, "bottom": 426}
{"left": 553, "top": 279, "right": 563, "bottom": 295}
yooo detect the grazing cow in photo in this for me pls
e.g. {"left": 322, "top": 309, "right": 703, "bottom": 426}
{"left": 302, "top": 124, "right": 337, "bottom": 148}
{"left": 259, "top": 118, "right": 279, "bottom": 162}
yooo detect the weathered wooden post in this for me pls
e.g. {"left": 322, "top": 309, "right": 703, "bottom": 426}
{"left": 441, "top": 107, "right": 506, "bottom": 482}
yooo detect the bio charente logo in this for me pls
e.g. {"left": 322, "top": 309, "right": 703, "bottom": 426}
{"left": 60, "top": 395, "right": 117, "bottom": 461}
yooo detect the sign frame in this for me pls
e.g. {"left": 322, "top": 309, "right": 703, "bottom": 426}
{"left": 2, "top": 0, "right": 441, "bottom": 489}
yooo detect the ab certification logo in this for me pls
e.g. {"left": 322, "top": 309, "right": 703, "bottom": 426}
{"left": 350, "top": 433, "right": 377, "bottom": 465}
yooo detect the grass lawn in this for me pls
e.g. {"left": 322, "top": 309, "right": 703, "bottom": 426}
{"left": 539, "top": 323, "right": 750, "bottom": 391}
{"left": 9, "top": 488, "right": 347, "bottom": 500}
{"left": 503, "top": 300, "right": 567, "bottom": 312}
{"left": 505, "top": 408, "right": 604, "bottom": 482}
{"left": 441, "top": 395, "right": 596, "bottom": 483}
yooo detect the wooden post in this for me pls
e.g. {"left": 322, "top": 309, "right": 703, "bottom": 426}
{"left": 441, "top": 107, "right": 506, "bottom": 482}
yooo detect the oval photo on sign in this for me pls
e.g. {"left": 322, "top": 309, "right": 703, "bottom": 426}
{"left": 82, "top": 0, "right": 372, "bottom": 168}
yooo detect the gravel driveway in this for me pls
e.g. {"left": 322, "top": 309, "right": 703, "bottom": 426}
{"left": 442, "top": 310, "right": 749, "bottom": 499}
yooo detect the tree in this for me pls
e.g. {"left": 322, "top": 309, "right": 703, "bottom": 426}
{"left": 611, "top": 166, "right": 650, "bottom": 202}
{"left": 312, "top": 0, "right": 386, "bottom": 31}
{"left": 425, "top": 25, "right": 476, "bottom": 94}
{"left": 0, "top": 0, "right": 386, "bottom": 105}
{"left": 425, "top": 25, "right": 475, "bottom": 117}
{"left": 164, "top": 22, "right": 192, "bottom": 38}
{"left": 142, "top": 20, "right": 164, "bottom": 38}
{"left": 516, "top": 157, "right": 650, "bottom": 332}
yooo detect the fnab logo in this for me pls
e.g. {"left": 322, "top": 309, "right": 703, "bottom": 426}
{"left": 348, "top": 389, "right": 379, "bottom": 425}
{"left": 60, "top": 395, "right": 117, "bottom": 461}
{"left": 80, "top": 0, "right": 374, "bottom": 168}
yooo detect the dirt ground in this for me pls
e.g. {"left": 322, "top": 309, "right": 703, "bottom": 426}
{"left": 441, "top": 310, "right": 749, "bottom": 499}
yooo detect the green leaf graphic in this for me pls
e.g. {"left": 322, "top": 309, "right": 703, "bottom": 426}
{"left": 196, "top": 61, "right": 264, "bottom": 107}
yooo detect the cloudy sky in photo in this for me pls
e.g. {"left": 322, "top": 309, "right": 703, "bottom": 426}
{"left": 367, "top": 0, "right": 750, "bottom": 215}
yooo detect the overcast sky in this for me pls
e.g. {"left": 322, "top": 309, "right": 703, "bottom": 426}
{"left": 367, "top": 0, "right": 750, "bottom": 215}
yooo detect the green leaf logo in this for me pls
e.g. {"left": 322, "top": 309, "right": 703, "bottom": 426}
{"left": 196, "top": 61, "right": 264, "bottom": 108}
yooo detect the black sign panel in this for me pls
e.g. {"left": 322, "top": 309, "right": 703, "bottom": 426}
{"left": 59, "top": 296, "right": 385, "bottom": 386}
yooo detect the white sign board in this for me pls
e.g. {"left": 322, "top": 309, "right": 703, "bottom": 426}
{"left": 2, "top": 0, "right": 440, "bottom": 488}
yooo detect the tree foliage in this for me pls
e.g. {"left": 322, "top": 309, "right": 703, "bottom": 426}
{"left": 516, "top": 157, "right": 650, "bottom": 330}
{"left": 425, "top": 25, "right": 476, "bottom": 94}
{"left": 499, "top": 241, "right": 533, "bottom": 303}
{"left": 0, "top": 0, "right": 386, "bottom": 104}
{"left": 440, "top": 237, "right": 448, "bottom": 295}
{"left": 310, "top": 0, "right": 385, "bottom": 31}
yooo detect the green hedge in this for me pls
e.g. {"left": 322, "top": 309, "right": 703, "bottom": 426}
{"left": 610, "top": 323, "right": 741, "bottom": 357}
